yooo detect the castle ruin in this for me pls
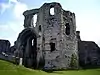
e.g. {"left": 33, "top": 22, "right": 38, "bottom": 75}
{"left": 0, "top": 2, "right": 100, "bottom": 70}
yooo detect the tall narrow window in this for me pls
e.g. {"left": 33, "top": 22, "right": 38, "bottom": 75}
{"left": 32, "top": 39, "right": 34, "bottom": 46}
{"left": 50, "top": 7, "right": 54, "bottom": 15}
{"left": 50, "top": 42, "right": 55, "bottom": 52}
{"left": 39, "top": 25, "right": 41, "bottom": 32}
{"left": 65, "top": 23, "right": 70, "bottom": 35}
{"left": 33, "top": 14, "right": 37, "bottom": 27}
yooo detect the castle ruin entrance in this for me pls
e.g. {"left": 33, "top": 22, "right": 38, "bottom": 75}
{"left": 23, "top": 36, "right": 37, "bottom": 68}
{"left": 16, "top": 28, "right": 38, "bottom": 69}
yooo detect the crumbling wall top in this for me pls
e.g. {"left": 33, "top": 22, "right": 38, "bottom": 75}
{"left": 23, "top": 2, "right": 62, "bottom": 16}
{"left": 23, "top": 9, "right": 39, "bottom": 16}
{"left": 63, "top": 9, "right": 75, "bottom": 18}
{"left": 41, "top": 2, "right": 62, "bottom": 7}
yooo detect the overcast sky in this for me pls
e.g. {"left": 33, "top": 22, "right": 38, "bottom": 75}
{"left": 0, "top": 0, "right": 100, "bottom": 46}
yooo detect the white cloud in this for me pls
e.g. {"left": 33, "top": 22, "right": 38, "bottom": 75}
{"left": 0, "top": 22, "right": 24, "bottom": 46}
{"left": 0, "top": 0, "right": 28, "bottom": 45}
{"left": 9, "top": 0, "right": 18, "bottom": 3}
{"left": 0, "top": 0, "right": 18, "bottom": 14}
{"left": 0, "top": 2, "right": 11, "bottom": 14}
{"left": 0, "top": 0, "right": 28, "bottom": 20}
{"left": 13, "top": 2, "right": 28, "bottom": 20}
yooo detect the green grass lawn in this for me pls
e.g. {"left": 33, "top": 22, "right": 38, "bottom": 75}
{"left": 0, "top": 60, "right": 100, "bottom": 75}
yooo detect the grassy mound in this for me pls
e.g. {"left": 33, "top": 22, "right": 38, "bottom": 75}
{"left": 0, "top": 60, "right": 47, "bottom": 75}
{"left": 0, "top": 60, "right": 100, "bottom": 75}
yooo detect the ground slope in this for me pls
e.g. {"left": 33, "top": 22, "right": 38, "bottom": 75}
{"left": 0, "top": 60, "right": 100, "bottom": 75}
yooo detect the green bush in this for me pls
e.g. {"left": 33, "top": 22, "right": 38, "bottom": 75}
{"left": 70, "top": 53, "right": 78, "bottom": 69}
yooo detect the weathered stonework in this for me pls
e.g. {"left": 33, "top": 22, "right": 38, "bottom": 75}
{"left": 77, "top": 31, "right": 100, "bottom": 67}
{"left": 0, "top": 39, "right": 15, "bottom": 63}
{"left": 0, "top": 39, "right": 10, "bottom": 53}
{"left": 21, "top": 2, "right": 78, "bottom": 69}
{"left": 10, "top": 2, "right": 100, "bottom": 70}
{"left": 0, "top": 2, "right": 100, "bottom": 69}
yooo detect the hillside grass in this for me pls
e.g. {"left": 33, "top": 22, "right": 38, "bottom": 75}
{"left": 0, "top": 60, "right": 100, "bottom": 75}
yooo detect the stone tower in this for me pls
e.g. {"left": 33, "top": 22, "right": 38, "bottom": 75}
{"left": 23, "top": 2, "right": 78, "bottom": 69}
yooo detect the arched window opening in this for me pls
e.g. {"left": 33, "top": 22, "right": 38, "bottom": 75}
{"left": 33, "top": 14, "right": 37, "bottom": 27}
{"left": 50, "top": 7, "right": 54, "bottom": 15}
{"left": 50, "top": 42, "right": 55, "bottom": 52}
{"left": 32, "top": 39, "right": 34, "bottom": 46}
{"left": 39, "top": 25, "right": 41, "bottom": 32}
{"left": 65, "top": 23, "right": 70, "bottom": 35}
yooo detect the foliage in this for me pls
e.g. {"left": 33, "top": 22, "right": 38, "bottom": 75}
{"left": 70, "top": 53, "right": 78, "bottom": 69}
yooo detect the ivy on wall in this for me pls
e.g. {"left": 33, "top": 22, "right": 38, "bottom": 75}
{"left": 70, "top": 53, "right": 78, "bottom": 69}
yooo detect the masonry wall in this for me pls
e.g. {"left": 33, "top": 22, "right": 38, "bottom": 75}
{"left": 35, "top": 2, "right": 78, "bottom": 69}
{"left": 0, "top": 40, "right": 11, "bottom": 53}
{"left": 61, "top": 10, "right": 78, "bottom": 68}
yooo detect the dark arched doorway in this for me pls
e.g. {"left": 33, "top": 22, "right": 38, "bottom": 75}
{"left": 15, "top": 28, "right": 39, "bottom": 68}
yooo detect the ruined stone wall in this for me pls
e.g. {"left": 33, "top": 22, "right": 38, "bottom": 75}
{"left": 78, "top": 40, "right": 100, "bottom": 67}
{"left": 0, "top": 39, "right": 15, "bottom": 63}
{"left": 22, "top": 2, "right": 78, "bottom": 69}
{"left": 23, "top": 9, "right": 39, "bottom": 28}
{"left": 0, "top": 40, "right": 11, "bottom": 53}
{"left": 35, "top": 2, "right": 78, "bottom": 69}
{"left": 77, "top": 31, "right": 100, "bottom": 67}
{"left": 61, "top": 10, "right": 78, "bottom": 68}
